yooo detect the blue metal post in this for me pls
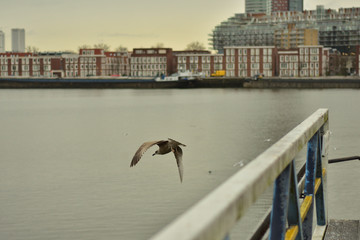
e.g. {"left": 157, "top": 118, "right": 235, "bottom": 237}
{"left": 302, "top": 132, "right": 319, "bottom": 239}
{"left": 315, "top": 130, "right": 326, "bottom": 225}
{"left": 269, "top": 164, "right": 291, "bottom": 240}
{"left": 287, "top": 160, "right": 304, "bottom": 240}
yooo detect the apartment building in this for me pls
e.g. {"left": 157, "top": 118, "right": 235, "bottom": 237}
{"left": 104, "top": 51, "right": 130, "bottom": 76}
{"left": 223, "top": 46, "right": 276, "bottom": 77}
{"left": 277, "top": 45, "right": 329, "bottom": 77}
{"left": 271, "top": 0, "right": 303, "bottom": 13}
{"left": 275, "top": 24, "right": 318, "bottom": 49}
{"left": 0, "top": 45, "right": 332, "bottom": 78}
{"left": 211, "top": 6, "right": 360, "bottom": 53}
{"left": 78, "top": 49, "right": 106, "bottom": 77}
{"left": 130, "top": 48, "right": 173, "bottom": 77}
{"left": 174, "top": 50, "right": 222, "bottom": 77}
{"left": 0, "top": 52, "right": 33, "bottom": 77}
{"left": 245, "top": 0, "right": 268, "bottom": 14}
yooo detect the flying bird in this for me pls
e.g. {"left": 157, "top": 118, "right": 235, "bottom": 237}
{"left": 130, "top": 138, "right": 186, "bottom": 182}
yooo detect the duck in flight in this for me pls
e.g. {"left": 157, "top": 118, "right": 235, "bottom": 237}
{"left": 130, "top": 138, "right": 186, "bottom": 182}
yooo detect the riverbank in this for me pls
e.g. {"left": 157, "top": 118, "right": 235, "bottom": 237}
{"left": 1, "top": 77, "right": 360, "bottom": 88}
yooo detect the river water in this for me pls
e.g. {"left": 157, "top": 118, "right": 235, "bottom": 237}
{"left": 0, "top": 88, "right": 359, "bottom": 240}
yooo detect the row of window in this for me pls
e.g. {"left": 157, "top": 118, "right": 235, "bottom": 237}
{"left": 300, "top": 48, "right": 320, "bottom": 54}
{"left": 225, "top": 70, "right": 273, "bottom": 77}
{"left": 280, "top": 62, "right": 320, "bottom": 69}
{"left": 225, "top": 56, "right": 274, "bottom": 63}
{"left": 0, "top": 65, "right": 51, "bottom": 71}
{"left": 131, "top": 57, "right": 167, "bottom": 64}
{"left": 0, "top": 58, "right": 49, "bottom": 64}
{"left": 280, "top": 69, "right": 320, "bottom": 77}
{"left": 225, "top": 48, "right": 273, "bottom": 56}
{"left": 131, "top": 64, "right": 166, "bottom": 70}
{"left": 280, "top": 55, "right": 320, "bottom": 62}
{"left": 131, "top": 71, "right": 165, "bottom": 77}
{"left": 226, "top": 63, "right": 273, "bottom": 70}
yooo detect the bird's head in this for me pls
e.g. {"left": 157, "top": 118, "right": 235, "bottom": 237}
{"left": 152, "top": 150, "right": 158, "bottom": 156}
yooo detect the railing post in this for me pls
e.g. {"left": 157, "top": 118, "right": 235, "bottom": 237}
{"left": 315, "top": 130, "right": 326, "bottom": 226}
{"left": 287, "top": 160, "right": 303, "bottom": 240}
{"left": 269, "top": 163, "right": 291, "bottom": 240}
{"left": 303, "top": 131, "right": 319, "bottom": 239}
{"left": 269, "top": 160, "right": 303, "bottom": 240}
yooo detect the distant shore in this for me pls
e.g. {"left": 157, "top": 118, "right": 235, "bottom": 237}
{"left": 0, "top": 77, "right": 360, "bottom": 89}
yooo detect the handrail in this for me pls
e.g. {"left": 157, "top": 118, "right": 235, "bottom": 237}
{"left": 150, "top": 109, "right": 329, "bottom": 240}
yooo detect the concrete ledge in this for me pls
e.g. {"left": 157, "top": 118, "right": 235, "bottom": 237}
{"left": 325, "top": 219, "right": 360, "bottom": 240}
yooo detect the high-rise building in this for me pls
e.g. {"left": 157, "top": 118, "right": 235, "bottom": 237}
{"left": 12, "top": 28, "right": 25, "bottom": 53}
{"left": 210, "top": 6, "right": 360, "bottom": 53}
{"left": 270, "top": 0, "right": 303, "bottom": 13}
{"left": 0, "top": 31, "right": 5, "bottom": 53}
{"left": 245, "top": 0, "right": 269, "bottom": 14}
{"left": 289, "top": 0, "right": 303, "bottom": 12}
{"left": 246, "top": 0, "right": 303, "bottom": 14}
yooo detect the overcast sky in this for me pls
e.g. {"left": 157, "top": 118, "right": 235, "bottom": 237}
{"left": 0, "top": 0, "right": 358, "bottom": 52}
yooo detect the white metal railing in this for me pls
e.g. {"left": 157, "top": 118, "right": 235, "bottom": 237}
{"left": 150, "top": 108, "right": 329, "bottom": 240}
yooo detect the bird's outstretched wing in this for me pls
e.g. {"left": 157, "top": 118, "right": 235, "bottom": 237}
{"left": 130, "top": 140, "right": 166, "bottom": 167}
{"left": 173, "top": 146, "right": 184, "bottom": 182}
{"left": 168, "top": 138, "right": 186, "bottom": 147}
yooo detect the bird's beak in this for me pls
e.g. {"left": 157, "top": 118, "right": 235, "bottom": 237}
{"left": 152, "top": 153, "right": 156, "bottom": 156}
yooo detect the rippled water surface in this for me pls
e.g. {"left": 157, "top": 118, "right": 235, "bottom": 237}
{"left": 1, "top": 88, "right": 359, "bottom": 239}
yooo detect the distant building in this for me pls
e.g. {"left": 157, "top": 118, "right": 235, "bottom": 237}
{"left": 0, "top": 52, "right": 33, "bottom": 77}
{"left": 12, "top": 28, "right": 25, "bottom": 53}
{"left": 271, "top": 0, "right": 303, "bottom": 13}
{"left": 174, "top": 50, "right": 221, "bottom": 77}
{"left": 0, "top": 46, "right": 331, "bottom": 78}
{"left": 130, "top": 48, "right": 174, "bottom": 77}
{"left": 223, "top": 46, "right": 277, "bottom": 77}
{"left": 211, "top": 6, "right": 360, "bottom": 53}
{"left": 104, "top": 51, "right": 130, "bottom": 77}
{"left": 78, "top": 49, "right": 106, "bottom": 77}
{"left": 288, "top": 0, "right": 303, "bottom": 12}
{"left": 245, "top": 0, "right": 268, "bottom": 14}
{"left": 246, "top": 0, "right": 303, "bottom": 14}
{"left": 277, "top": 45, "right": 329, "bottom": 77}
{"left": 275, "top": 24, "right": 318, "bottom": 49}
{"left": 0, "top": 31, "right": 5, "bottom": 53}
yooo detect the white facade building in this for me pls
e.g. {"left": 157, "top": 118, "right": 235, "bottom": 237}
{"left": 12, "top": 28, "right": 25, "bottom": 53}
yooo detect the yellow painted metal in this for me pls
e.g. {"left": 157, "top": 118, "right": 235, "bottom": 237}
{"left": 315, "top": 168, "right": 326, "bottom": 194}
{"left": 300, "top": 196, "right": 313, "bottom": 222}
{"left": 300, "top": 168, "right": 326, "bottom": 222}
{"left": 285, "top": 225, "right": 299, "bottom": 240}
{"left": 314, "top": 178, "right": 321, "bottom": 194}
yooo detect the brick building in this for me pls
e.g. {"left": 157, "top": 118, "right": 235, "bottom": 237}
{"left": 174, "top": 50, "right": 222, "bottom": 77}
{"left": 78, "top": 49, "right": 105, "bottom": 77}
{"left": 104, "top": 51, "right": 130, "bottom": 76}
{"left": 223, "top": 46, "right": 277, "bottom": 77}
{"left": 130, "top": 48, "right": 173, "bottom": 77}
{"left": 277, "top": 45, "right": 329, "bottom": 77}
{"left": 0, "top": 46, "right": 333, "bottom": 78}
{"left": 0, "top": 52, "right": 33, "bottom": 77}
